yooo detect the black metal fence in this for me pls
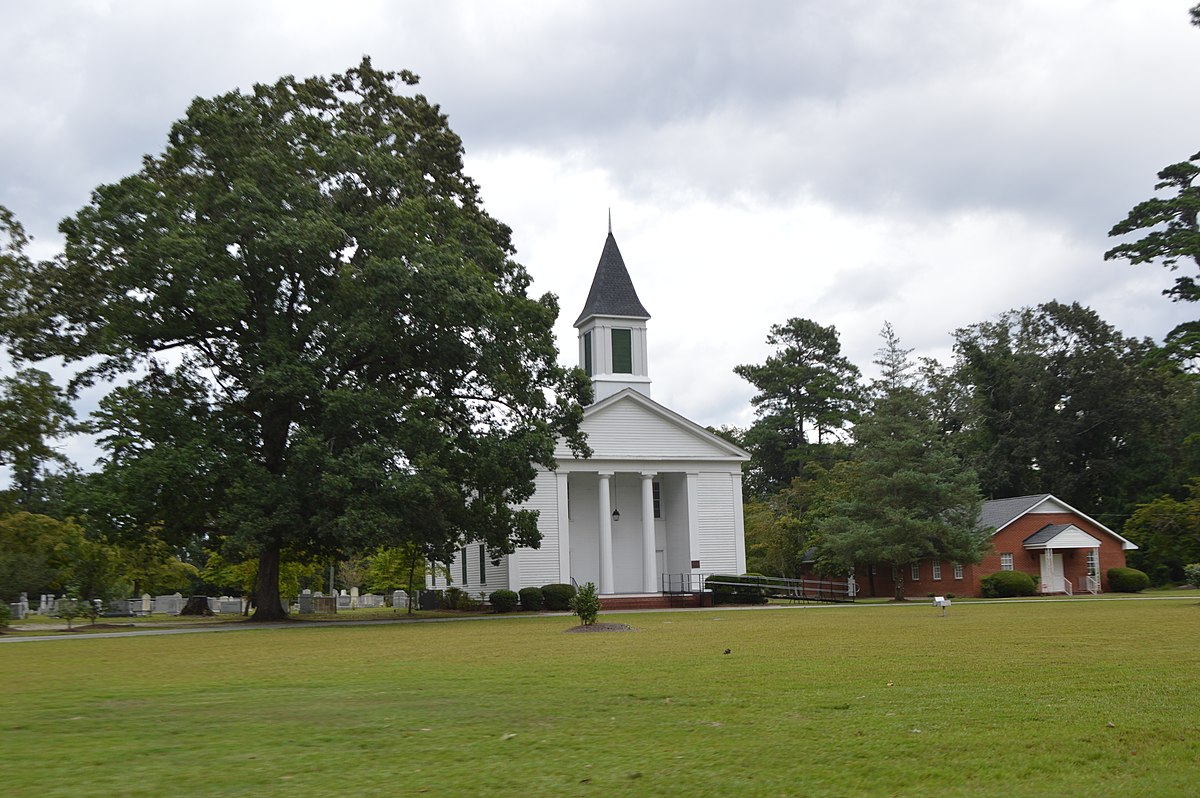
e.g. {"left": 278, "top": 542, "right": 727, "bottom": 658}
{"left": 660, "top": 573, "right": 855, "bottom": 603}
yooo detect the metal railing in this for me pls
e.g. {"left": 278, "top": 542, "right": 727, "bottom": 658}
{"left": 659, "top": 573, "right": 855, "bottom": 603}
{"left": 1085, "top": 574, "right": 1100, "bottom": 594}
{"left": 1062, "top": 577, "right": 1072, "bottom": 596}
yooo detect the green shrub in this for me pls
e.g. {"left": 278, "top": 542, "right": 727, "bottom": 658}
{"left": 518, "top": 586, "right": 544, "bottom": 611}
{"left": 489, "top": 589, "right": 519, "bottom": 613}
{"left": 570, "top": 582, "right": 601, "bottom": 626}
{"left": 1107, "top": 567, "right": 1150, "bottom": 593}
{"left": 705, "top": 573, "right": 769, "bottom": 605}
{"left": 541, "top": 583, "right": 576, "bottom": 611}
{"left": 1184, "top": 563, "right": 1200, "bottom": 588}
{"left": 980, "top": 570, "right": 1036, "bottom": 598}
{"left": 0, "top": 602, "right": 10, "bottom": 628}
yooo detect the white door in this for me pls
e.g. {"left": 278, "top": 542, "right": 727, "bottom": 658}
{"left": 1040, "top": 552, "right": 1065, "bottom": 592}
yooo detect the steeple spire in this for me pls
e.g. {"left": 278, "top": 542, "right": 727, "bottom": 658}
{"left": 575, "top": 230, "right": 652, "bottom": 402}
{"left": 573, "top": 232, "right": 650, "bottom": 327}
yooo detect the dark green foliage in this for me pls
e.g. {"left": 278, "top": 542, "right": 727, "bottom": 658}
{"left": 705, "top": 574, "right": 769, "bottom": 605}
{"left": 0, "top": 62, "right": 591, "bottom": 621}
{"left": 1183, "top": 562, "right": 1200, "bottom": 587}
{"left": 734, "top": 318, "right": 864, "bottom": 495}
{"left": 980, "top": 570, "right": 1037, "bottom": 598}
{"left": 817, "top": 328, "right": 990, "bottom": 600}
{"left": 1123, "top": 484, "right": 1200, "bottom": 584}
{"left": 518, "top": 586, "right": 544, "bottom": 611}
{"left": 541, "top": 583, "right": 576, "bottom": 611}
{"left": 0, "top": 369, "right": 76, "bottom": 508}
{"left": 570, "top": 581, "right": 600, "bottom": 626}
{"left": 1107, "top": 567, "right": 1150, "bottom": 593}
{"left": 488, "top": 589, "right": 519, "bottom": 613}
{"left": 0, "top": 602, "right": 10, "bottom": 628}
{"left": 944, "top": 303, "right": 1191, "bottom": 521}
{"left": 0, "top": 512, "right": 89, "bottom": 601}
{"left": 1106, "top": 149, "right": 1200, "bottom": 305}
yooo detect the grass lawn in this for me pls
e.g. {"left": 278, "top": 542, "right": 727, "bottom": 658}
{"left": 2, "top": 598, "right": 1197, "bottom": 797}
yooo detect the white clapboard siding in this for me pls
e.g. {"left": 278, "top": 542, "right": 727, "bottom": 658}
{"left": 514, "top": 470, "right": 561, "bottom": 588}
{"left": 574, "top": 401, "right": 733, "bottom": 459}
{"left": 697, "top": 472, "right": 738, "bottom": 574}
{"left": 482, "top": 550, "right": 509, "bottom": 592}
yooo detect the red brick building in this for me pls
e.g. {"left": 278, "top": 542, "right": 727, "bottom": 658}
{"left": 849, "top": 494, "right": 1138, "bottom": 599}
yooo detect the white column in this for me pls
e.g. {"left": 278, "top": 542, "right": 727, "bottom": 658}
{"left": 641, "top": 472, "right": 657, "bottom": 593}
{"left": 686, "top": 472, "right": 701, "bottom": 573}
{"left": 1042, "top": 549, "right": 1053, "bottom": 593}
{"left": 598, "top": 472, "right": 614, "bottom": 595}
{"left": 731, "top": 472, "right": 747, "bottom": 574}
{"left": 556, "top": 471, "right": 571, "bottom": 584}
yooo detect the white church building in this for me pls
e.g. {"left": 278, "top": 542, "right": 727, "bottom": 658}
{"left": 430, "top": 231, "right": 750, "bottom": 603}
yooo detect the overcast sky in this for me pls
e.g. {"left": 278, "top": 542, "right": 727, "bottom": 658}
{"left": 3, "top": 0, "right": 1199, "bottom": 469}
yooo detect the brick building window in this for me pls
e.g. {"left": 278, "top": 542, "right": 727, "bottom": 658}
{"left": 953, "top": 562, "right": 964, "bottom": 580}
{"left": 1000, "top": 553, "right": 1014, "bottom": 571}
{"left": 911, "top": 562, "right": 920, "bottom": 581}
{"left": 932, "top": 560, "right": 942, "bottom": 580}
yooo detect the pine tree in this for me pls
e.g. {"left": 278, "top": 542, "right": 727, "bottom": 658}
{"left": 816, "top": 326, "right": 990, "bottom": 599}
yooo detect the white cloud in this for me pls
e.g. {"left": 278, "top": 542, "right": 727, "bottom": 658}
{"left": 1, "top": 0, "right": 1197, "bottom": 458}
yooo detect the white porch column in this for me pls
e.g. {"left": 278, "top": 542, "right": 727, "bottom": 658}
{"left": 731, "top": 472, "right": 747, "bottom": 574}
{"left": 598, "top": 471, "right": 615, "bottom": 595}
{"left": 686, "top": 472, "right": 701, "bottom": 572}
{"left": 1042, "top": 549, "right": 1053, "bottom": 593}
{"left": 640, "top": 472, "right": 657, "bottom": 593}
{"left": 556, "top": 472, "right": 571, "bottom": 584}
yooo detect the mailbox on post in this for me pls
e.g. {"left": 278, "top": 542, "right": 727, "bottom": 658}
{"left": 933, "top": 596, "right": 951, "bottom": 617}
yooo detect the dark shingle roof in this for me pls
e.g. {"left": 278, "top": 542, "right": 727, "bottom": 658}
{"left": 979, "top": 494, "right": 1051, "bottom": 531}
{"left": 1023, "top": 523, "right": 1072, "bottom": 546}
{"left": 573, "top": 232, "right": 650, "bottom": 326}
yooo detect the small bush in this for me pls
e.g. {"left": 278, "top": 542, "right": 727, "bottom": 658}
{"left": 541, "top": 583, "right": 577, "bottom": 611}
{"left": 706, "top": 573, "right": 769, "bottom": 605}
{"left": 518, "top": 586, "right": 545, "bottom": 611}
{"left": 489, "top": 589, "right": 519, "bottom": 613}
{"left": 1181, "top": 563, "right": 1200, "bottom": 588}
{"left": 1107, "top": 567, "right": 1149, "bottom": 593}
{"left": 980, "top": 570, "right": 1036, "bottom": 598}
{"left": 570, "top": 582, "right": 601, "bottom": 626}
{"left": 0, "top": 602, "right": 10, "bottom": 628}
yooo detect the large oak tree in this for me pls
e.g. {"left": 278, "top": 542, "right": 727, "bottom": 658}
{"left": 0, "top": 60, "right": 590, "bottom": 620}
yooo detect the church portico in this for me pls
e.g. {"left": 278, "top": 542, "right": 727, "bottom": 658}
{"left": 564, "top": 468, "right": 697, "bottom": 595}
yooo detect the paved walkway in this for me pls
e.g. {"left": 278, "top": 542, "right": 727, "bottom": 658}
{"left": 2, "top": 593, "right": 1195, "bottom": 644}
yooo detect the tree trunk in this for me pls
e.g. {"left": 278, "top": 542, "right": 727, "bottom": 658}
{"left": 893, "top": 567, "right": 907, "bottom": 602}
{"left": 250, "top": 543, "right": 289, "bottom": 621}
{"left": 181, "top": 595, "right": 214, "bottom": 616}
{"left": 406, "top": 551, "right": 418, "bottom": 616}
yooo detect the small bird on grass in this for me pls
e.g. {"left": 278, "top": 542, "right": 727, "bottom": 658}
{"left": 723, "top": 648, "right": 731, "bottom": 654}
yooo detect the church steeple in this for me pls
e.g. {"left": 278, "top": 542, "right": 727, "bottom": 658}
{"left": 575, "top": 229, "right": 652, "bottom": 402}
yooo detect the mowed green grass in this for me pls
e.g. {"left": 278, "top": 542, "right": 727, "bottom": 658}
{"left": 2, "top": 599, "right": 1197, "bottom": 797}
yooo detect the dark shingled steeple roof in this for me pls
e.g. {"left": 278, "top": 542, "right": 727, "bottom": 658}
{"left": 573, "top": 232, "right": 650, "bottom": 327}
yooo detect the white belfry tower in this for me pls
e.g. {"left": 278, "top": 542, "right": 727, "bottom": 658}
{"left": 574, "top": 228, "right": 652, "bottom": 403}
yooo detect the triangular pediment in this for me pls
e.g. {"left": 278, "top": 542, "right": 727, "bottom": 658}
{"left": 1023, "top": 523, "right": 1103, "bottom": 550}
{"left": 555, "top": 389, "right": 748, "bottom": 462}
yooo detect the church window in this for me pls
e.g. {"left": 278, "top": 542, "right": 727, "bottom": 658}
{"left": 583, "top": 331, "right": 593, "bottom": 376}
{"left": 652, "top": 481, "right": 662, "bottom": 519}
{"left": 612, "top": 328, "right": 632, "bottom": 373}
{"left": 479, "top": 544, "right": 486, "bottom": 584}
